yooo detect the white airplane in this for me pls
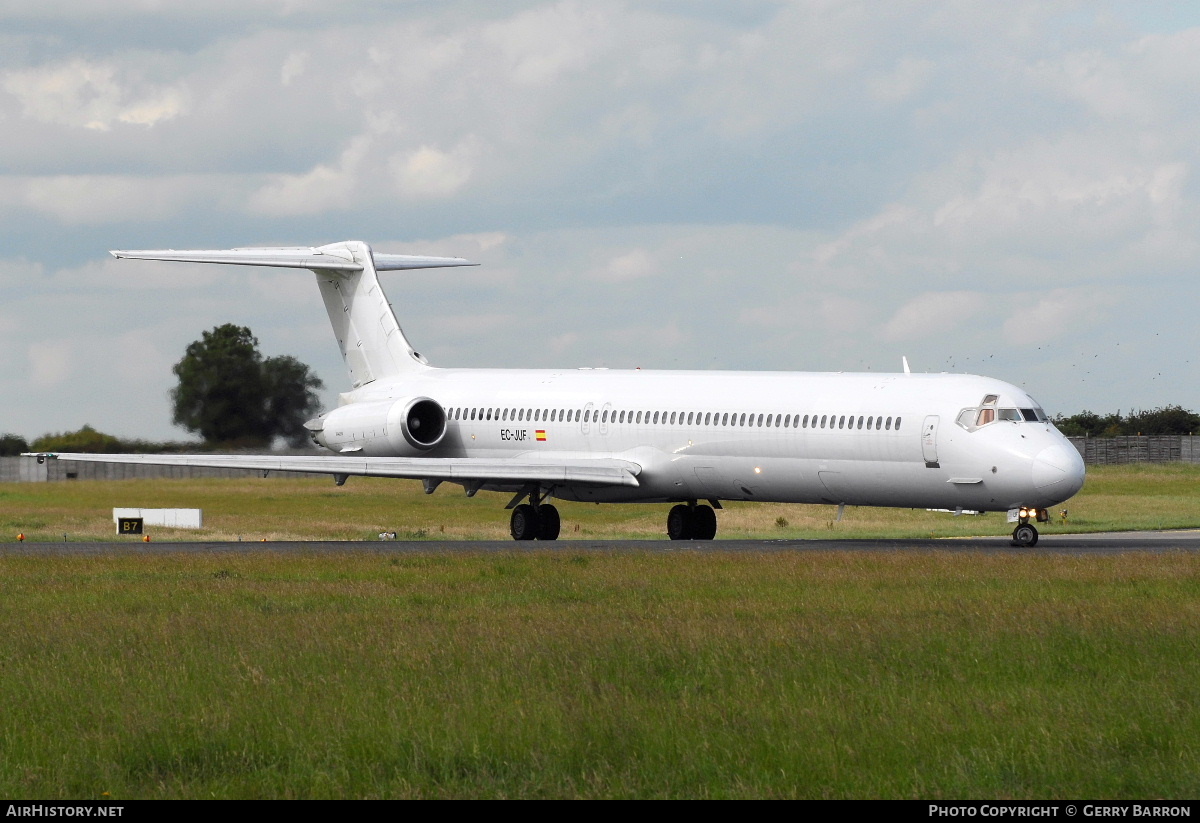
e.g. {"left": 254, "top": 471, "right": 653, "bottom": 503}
{"left": 34, "top": 240, "right": 1085, "bottom": 545}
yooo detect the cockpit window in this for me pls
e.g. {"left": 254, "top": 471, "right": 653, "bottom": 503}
{"left": 957, "top": 398, "right": 1051, "bottom": 431}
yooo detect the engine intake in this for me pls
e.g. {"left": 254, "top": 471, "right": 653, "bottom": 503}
{"left": 387, "top": 396, "right": 446, "bottom": 451}
{"left": 315, "top": 396, "right": 446, "bottom": 456}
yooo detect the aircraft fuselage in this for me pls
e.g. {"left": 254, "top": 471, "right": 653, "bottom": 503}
{"left": 315, "top": 366, "right": 1085, "bottom": 513}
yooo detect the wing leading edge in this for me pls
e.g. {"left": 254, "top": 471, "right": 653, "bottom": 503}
{"left": 27, "top": 452, "right": 640, "bottom": 488}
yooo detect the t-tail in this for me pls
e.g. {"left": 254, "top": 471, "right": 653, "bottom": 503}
{"left": 110, "top": 240, "right": 476, "bottom": 388}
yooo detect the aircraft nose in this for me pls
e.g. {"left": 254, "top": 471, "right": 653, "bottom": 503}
{"left": 1032, "top": 443, "right": 1086, "bottom": 498}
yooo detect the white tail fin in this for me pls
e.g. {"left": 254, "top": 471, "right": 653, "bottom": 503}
{"left": 312, "top": 240, "right": 426, "bottom": 387}
{"left": 111, "top": 240, "right": 477, "bottom": 388}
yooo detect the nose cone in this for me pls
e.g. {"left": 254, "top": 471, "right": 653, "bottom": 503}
{"left": 1032, "top": 444, "right": 1086, "bottom": 500}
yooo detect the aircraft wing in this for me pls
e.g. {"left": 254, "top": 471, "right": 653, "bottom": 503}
{"left": 27, "top": 453, "right": 640, "bottom": 488}
{"left": 110, "top": 247, "right": 477, "bottom": 272}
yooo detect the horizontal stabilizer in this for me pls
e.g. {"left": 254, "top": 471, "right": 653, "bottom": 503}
{"left": 26, "top": 453, "right": 641, "bottom": 488}
{"left": 374, "top": 254, "right": 478, "bottom": 271}
{"left": 110, "top": 245, "right": 476, "bottom": 272}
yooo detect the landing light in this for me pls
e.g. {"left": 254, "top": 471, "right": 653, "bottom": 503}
{"left": 754, "top": 467, "right": 762, "bottom": 474}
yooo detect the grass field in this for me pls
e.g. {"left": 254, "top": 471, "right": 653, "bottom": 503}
{"left": 1, "top": 464, "right": 1199, "bottom": 798}
{"left": 1, "top": 551, "right": 1198, "bottom": 798}
{"left": 1, "top": 463, "right": 1198, "bottom": 542}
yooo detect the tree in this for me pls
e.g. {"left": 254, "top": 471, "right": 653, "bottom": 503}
{"left": 262, "top": 355, "right": 326, "bottom": 447}
{"left": 171, "top": 324, "right": 324, "bottom": 447}
{"left": 1123, "top": 405, "right": 1200, "bottom": 436}
{"left": 0, "top": 433, "right": 29, "bottom": 456}
{"left": 1053, "top": 406, "right": 1199, "bottom": 437}
{"left": 1053, "top": 410, "right": 1123, "bottom": 438}
{"left": 30, "top": 425, "right": 121, "bottom": 453}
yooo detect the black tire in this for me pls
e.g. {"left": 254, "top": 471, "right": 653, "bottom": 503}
{"left": 667, "top": 504, "right": 694, "bottom": 540}
{"left": 510, "top": 504, "right": 539, "bottom": 541}
{"left": 692, "top": 505, "right": 717, "bottom": 540}
{"left": 1012, "top": 524, "right": 1038, "bottom": 547}
{"left": 537, "top": 505, "right": 561, "bottom": 541}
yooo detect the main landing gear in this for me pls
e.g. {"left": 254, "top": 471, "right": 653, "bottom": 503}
{"left": 509, "top": 487, "right": 560, "bottom": 541}
{"left": 1010, "top": 507, "right": 1048, "bottom": 547}
{"left": 667, "top": 502, "right": 718, "bottom": 541}
{"left": 507, "top": 489, "right": 720, "bottom": 541}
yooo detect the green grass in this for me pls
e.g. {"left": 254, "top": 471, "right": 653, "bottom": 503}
{"left": 1, "top": 463, "right": 1197, "bottom": 542}
{"left": 0, "top": 551, "right": 1198, "bottom": 798}
{"left": 1, "top": 464, "right": 1198, "bottom": 797}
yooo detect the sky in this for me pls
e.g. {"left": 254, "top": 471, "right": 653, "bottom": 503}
{"left": 2, "top": 0, "right": 1199, "bottom": 442}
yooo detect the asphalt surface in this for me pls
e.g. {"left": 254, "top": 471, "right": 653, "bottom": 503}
{"left": 5, "top": 530, "right": 1200, "bottom": 555}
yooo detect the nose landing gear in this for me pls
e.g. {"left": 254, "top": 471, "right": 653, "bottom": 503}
{"left": 1011, "top": 523, "right": 1038, "bottom": 547}
{"left": 1010, "top": 507, "right": 1048, "bottom": 547}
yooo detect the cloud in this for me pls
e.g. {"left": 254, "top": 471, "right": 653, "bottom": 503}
{"left": 2, "top": 2, "right": 1200, "bottom": 436}
{"left": 881, "top": 292, "right": 987, "bottom": 342}
{"left": 27, "top": 339, "right": 72, "bottom": 388}
{"left": 867, "top": 57, "right": 936, "bottom": 104}
{"left": 1000, "top": 288, "right": 1118, "bottom": 348}
{"left": 388, "top": 140, "right": 481, "bottom": 200}
{"left": 2, "top": 59, "right": 185, "bottom": 130}
{"left": 10, "top": 174, "right": 225, "bottom": 224}
{"left": 594, "top": 248, "right": 657, "bottom": 283}
{"left": 280, "top": 51, "right": 310, "bottom": 86}
{"left": 481, "top": 1, "right": 612, "bottom": 87}
{"left": 246, "top": 136, "right": 372, "bottom": 216}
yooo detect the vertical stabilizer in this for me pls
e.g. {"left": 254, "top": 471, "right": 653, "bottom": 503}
{"left": 312, "top": 241, "right": 425, "bottom": 388}
{"left": 110, "top": 240, "right": 476, "bottom": 391}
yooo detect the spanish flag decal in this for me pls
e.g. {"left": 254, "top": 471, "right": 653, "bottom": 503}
{"left": 535, "top": 430, "right": 547, "bottom": 442}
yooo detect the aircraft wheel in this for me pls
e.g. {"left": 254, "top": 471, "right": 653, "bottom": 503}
{"left": 510, "top": 504, "right": 540, "bottom": 541}
{"left": 692, "top": 505, "right": 717, "bottom": 540}
{"left": 1012, "top": 523, "right": 1038, "bottom": 547}
{"left": 667, "top": 504, "right": 694, "bottom": 540}
{"left": 537, "top": 504, "right": 561, "bottom": 541}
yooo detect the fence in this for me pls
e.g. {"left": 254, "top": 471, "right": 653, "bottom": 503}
{"left": 0, "top": 454, "right": 327, "bottom": 482}
{"left": 1067, "top": 435, "right": 1200, "bottom": 465}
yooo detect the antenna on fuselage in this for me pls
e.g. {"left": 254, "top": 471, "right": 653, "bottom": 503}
{"left": 902, "top": 356, "right": 911, "bottom": 374}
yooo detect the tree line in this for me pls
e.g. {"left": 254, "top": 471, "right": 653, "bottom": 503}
{"left": 2, "top": 322, "right": 1196, "bottom": 454}
{"left": 1052, "top": 406, "right": 1200, "bottom": 438}
{"left": 9, "top": 406, "right": 1198, "bottom": 456}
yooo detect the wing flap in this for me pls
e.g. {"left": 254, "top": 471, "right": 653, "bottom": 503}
{"left": 27, "top": 453, "right": 640, "bottom": 488}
